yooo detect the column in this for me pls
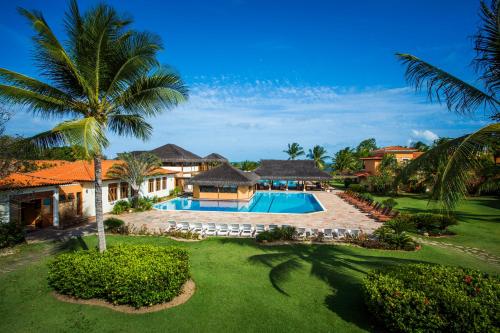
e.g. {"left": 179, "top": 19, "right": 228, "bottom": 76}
{"left": 52, "top": 189, "right": 60, "bottom": 228}
{"left": 303, "top": 181, "right": 306, "bottom": 192}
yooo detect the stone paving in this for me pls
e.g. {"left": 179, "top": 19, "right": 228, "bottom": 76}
{"left": 116, "top": 190, "right": 381, "bottom": 233}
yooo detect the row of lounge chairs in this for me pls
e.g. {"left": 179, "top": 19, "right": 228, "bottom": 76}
{"left": 337, "top": 190, "right": 399, "bottom": 222}
{"left": 166, "top": 220, "right": 362, "bottom": 239}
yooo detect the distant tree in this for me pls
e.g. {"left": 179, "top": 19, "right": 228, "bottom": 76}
{"left": 283, "top": 143, "right": 305, "bottom": 160}
{"left": 355, "top": 138, "right": 377, "bottom": 157}
{"left": 107, "top": 153, "right": 161, "bottom": 206}
{"left": 431, "top": 137, "right": 452, "bottom": 148}
{"left": 237, "top": 160, "right": 260, "bottom": 171}
{"left": 307, "top": 145, "right": 329, "bottom": 169}
{"left": 367, "top": 154, "right": 399, "bottom": 194}
{"left": 35, "top": 145, "right": 86, "bottom": 161}
{"left": 410, "top": 141, "right": 430, "bottom": 152}
{"left": 332, "top": 147, "right": 358, "bottom": 173}
{"left": 396, "top": 0, "right": 500, "bottom": 210}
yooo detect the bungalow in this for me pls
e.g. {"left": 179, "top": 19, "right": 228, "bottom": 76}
{"left": 0, "top": 160, "right": 176, "bottom": 229}
{"left": 188, "top": 163, "right": 259, "bottom": 200}
{"left": 358, "top": 146, "right": 423, "bottom": 176}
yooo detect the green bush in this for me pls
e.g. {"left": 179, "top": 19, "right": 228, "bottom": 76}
{"left": 0, "top": 222, "right": 25, "bottom": 249}
{"left": 363, "top": 264, "right": 500, "bottom": 333}
{"left": 348, "top": 183, "right": 366, "bottom": 193}
{"left": 409, "top": 213, "right": 457, "bottom": 234}
{"left": 111, "top": 200, "right": 131, "bottom": 215}
{"left": 48, "top": 244, "right": 190, "bottom": 308}
{"left": 104, "top": 217, "right": 125, "bottom": 233}
{"left": 372, "top": 225, "right": 418, "bottom": 251}
{"left": 135, "top": 197, "right": 154, "bottom": 212}
{"left": 381, "top": 198, "right": 398, "bottom": 208}
{"left": 385, "top": 216, "right": 415, "bottom": 234}
{"left": 169, "top": 186, "right": 183, "bottom": 197}
{"left": 256, "top": 226, "right": 297, "bottom": 242}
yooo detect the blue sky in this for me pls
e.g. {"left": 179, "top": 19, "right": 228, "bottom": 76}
{"left": 0, "top": 0, "right": 487, "bottom": 160}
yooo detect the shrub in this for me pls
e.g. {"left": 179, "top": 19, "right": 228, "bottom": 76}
{"left": 104, "top": 217, "right": 125, "bottom": 233}
{"left": 348, "top": 183, "right": 366, "bottom": 193}
{"left": 111, "top": 200, "right": 131, "bottom": 215}
{"left": 384, "top": 216, "right": 415, "bottom": 234}
{"left": 166, "top": 230, "right": 200, "bottom": 240}
{"left": 409, "top": 213, "right": 457, "bottom": 235}
{"left": 48, "top": 244, "right": 190, "bottom": 308}
{"left": 256, "top": 226, "right": 297, "bottom": 242}
{"left": 135, "top": 197, "right": 154, "bottom": 212}
{"left": 363, "top": 264, "right": 500, "bottom": 333}
{"left": 371, "top": 225, "right": 418, "bottom": 251}
{"left": 169, "top": 186, "right": 182, "bottom": 197}
{"left": 0, "top": 222, "right": 25, "bottom": 249}
{"left": 381, "top": 198, "right": 398, "bottom": 209}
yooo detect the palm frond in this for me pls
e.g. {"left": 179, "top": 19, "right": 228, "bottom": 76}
{"left": 473, "top": 1, "right": 500, "bottom": 96}
{"left": 396, "top": 53, "right": 499, "bottom": 119}
{"left": 107, "top": 113, "right": 152, "bottom": 140}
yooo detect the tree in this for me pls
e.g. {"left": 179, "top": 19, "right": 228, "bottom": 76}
{"left": 396, "top": 0, "right": 500, "bottom": 211}
{"left": 332, "top": 147, "right": 358, "bottom": 173}
{"left": 355, "top": 138, "right": 377, "bottom": 158}
{"left": 0, "top": 1, "right": 188, "bottom": 251}
{"left": 235, "top": 160, "right": 259, "bottom": 171}
{"left": 367, "top": 154, "right": 399, "bottom": 194}
{"left": 307, "top": 145, "right": 329, "bottom": 169}
{"left": 410, "top": 141, "right": 430, "bottom": 152}
{"left": 283, "top": 143, "right": 305, "bottom": 160}
{"left": 107, "top": 153, "right": 161, "bottom": 205}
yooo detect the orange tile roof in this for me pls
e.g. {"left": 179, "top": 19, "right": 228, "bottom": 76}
{"left": 412, "top": 152, "right": 425, "bottom": 158}
{"left": 1, "top": 160, "right": 177, "bottom": 190}
{"left": 370, "top": 146, "right": 418, "bottom": 156}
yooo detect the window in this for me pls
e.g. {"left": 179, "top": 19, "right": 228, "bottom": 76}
{"left": 108, "top": 183, "right": 118, "bottom": 202}
{"left": 148, "top": 179, "right": 154, "bottom": 193}
{"left": 156, "top": 178, "right": 161, "bottom": 191}
{"left": 199, "top": 185, "right": 218, "bottom": 193}
{"left": 220, "top": 185, "right": 238, "bottom": 193}
{"left": 162, "top": 177, "right": 167, "bottom": 190}
{"left": 120, "top": 183, "right": 129, "bottom": 199}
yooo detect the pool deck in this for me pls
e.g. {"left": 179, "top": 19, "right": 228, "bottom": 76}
{"left": 114, "top": 190, "right": 381, "bottom": 233}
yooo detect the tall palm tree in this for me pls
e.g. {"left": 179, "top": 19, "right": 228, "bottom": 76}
{"left": 410, "top": 141, "right": 430, "bottom": 152}
{"left": 0, "top": 1, "right": 188, "bottom": 251}
{"left": 107, "top": 152, "right": 161, "bottom": 205}
{"left": 283, "top": 142, "right": 305, "bottom": 160}
{"left": 332, "top": 147, "right": 358, "bottom": 173}
{"left": 396, "top": 0, "right": 499, "bottom": 211}
{"left": 307, "top": 145, "right": 329, "bottom": 169}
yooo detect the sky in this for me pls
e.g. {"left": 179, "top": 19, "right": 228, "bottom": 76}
{"left": 0, "top": 0, "right": 488, "bottom": 161}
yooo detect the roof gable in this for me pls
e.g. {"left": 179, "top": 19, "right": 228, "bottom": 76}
{"left": 188, "top": 163, "right": 259, "bottom": 186}
{"left": 149, "top": 144, "right": 203, "bottom": 162}
{"left": 255, "top": 160, "right": 331, "bottom": 180}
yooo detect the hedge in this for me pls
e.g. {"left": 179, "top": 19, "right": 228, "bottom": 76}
{"left": 363, "top": 264, "right": 500, "bottom": 332}
{"left": 0, "top": 222, "right": 25, "bottom": 249}
{"left": 48, "top": 244, "right": 190, "bottom": 308}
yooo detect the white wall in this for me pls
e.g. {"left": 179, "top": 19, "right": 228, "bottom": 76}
{"left": 161, "top": 165, "right": 198, "bottom": 177}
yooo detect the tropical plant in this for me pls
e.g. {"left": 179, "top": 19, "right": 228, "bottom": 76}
{"left": 107, "top": 152, "right": 161, "bottom": 206}
{"left": 234, "top": 160, "right": 259, "bottom": 171}
{"left": 307, "top": 145, "right": 329, "bottom": 169}
{"left": 396, "top": 0, "right": 500, "bottom": 211}
{"left": 332, "top": 147, "right": 358, "bottom": 173}
{"left": 355, "top": 138, "right": 377, "bottom": 158}
{"left": 410, "top": 140, "right": 430, "bottom": 152}
{"left": 0, "top": 1, "right": 188, "bottom": 251}
{"left": 283, "top": 142, "right": 305, "bottom": 160}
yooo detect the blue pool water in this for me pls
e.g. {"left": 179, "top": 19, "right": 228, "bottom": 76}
{"left": 154, "top": 192, "right": 324, "bottom": 214}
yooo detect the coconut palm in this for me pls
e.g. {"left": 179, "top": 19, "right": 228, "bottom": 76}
{"left": 355, "top": 138, "right": 377, "bottom": 158}
{"left": 307, "top": 145, "right": 329, "bottom": 169}
{"left": 107, "top": 153, "right": 161, "bottom": 205}
{"left": 396, "top": 0, "right": 500, "bottom": 211}
{"left": 283, "top": 143, "right": 305, "bottom": 160}
{"left": 410, "top": 141, "right": 430, "bottom": 152}
{"left": 332, "top": 147, "right": 358, "bottom": 173}
{"left": 0, "top": 1, "right": 188, "bottom": 251}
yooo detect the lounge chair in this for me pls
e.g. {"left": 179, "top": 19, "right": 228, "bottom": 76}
{"left": 204, "top": 223, "right": 217, "bottom": 236}
{"left": 335, "top": 228, "right": 347, "bottom": 239}
{"left": 230, "top": 224, "right": 241, "bottom": 236}
{"left": 310, "top": 228, "right": 320, "bottom": 237}
{"left": 323, "top": 228, "right": 334, "bottom": 240}
{"left": 179, "top": 221, "right": 190, "bottom": 232}
{"left": 192, "top": 222, "right": 203, "bottom": 234}
{"left": 347, "top": 229, "right": 361, "bottom": 238}
{"left": 297, "top": 227, "right": 307, "bottom": 240}
{"left": 241, "top": 224, "right": 253, "bottom": 237}
{"left": 269, "top": 224, "right": 278, "bottom": 231}
{"left": 281, "top": 224, "right": 291, "bottom": 229}
{"left": 217, "top": 224, "right": 229, "bottom": 236}
{"left": 254, "top": 224, "right": 266, "bottom": 235}
{"left": 167, "top": 220, "right": 177, "bottom": 231}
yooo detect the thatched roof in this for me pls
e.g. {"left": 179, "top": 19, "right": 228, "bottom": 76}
{"left": 187, "top": 163, "right": 259, "bottom": 186}
{"left": 149, "top": 144, "right": 204, "bottom": 163}
{"left": 204, "top": 153, "right": 228, "bottom": 162}
{"left": 255, "top": 160, "right": 332, "bottom": 181}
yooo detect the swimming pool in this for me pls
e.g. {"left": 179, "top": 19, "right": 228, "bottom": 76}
{"left": 154, "top": 192, "right": 324, "bottom": 214}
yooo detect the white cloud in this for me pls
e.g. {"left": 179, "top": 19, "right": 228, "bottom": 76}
{"left": 411, "top": 129, "right": 439, "bottom": 143}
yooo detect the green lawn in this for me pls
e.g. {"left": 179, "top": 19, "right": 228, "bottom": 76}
{"left": 371, "top": 193, "right": 500, "bottom": 256}
{"left": 1, "top": 235, "right": 498, "bottom": 333}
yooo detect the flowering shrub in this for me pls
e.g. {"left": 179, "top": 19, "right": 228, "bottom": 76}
{"left": 363, "top": 264, "right": 500, "bottom": 332}
{"left": 48, "top": 244, "right": 190, "bottom": 308}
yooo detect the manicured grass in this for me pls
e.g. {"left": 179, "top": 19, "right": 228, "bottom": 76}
{"left": 371, "top": 193, "right": 500, "bottom": 256}
{"left": 0, "top": 235, "right": 498, "bottom": 333}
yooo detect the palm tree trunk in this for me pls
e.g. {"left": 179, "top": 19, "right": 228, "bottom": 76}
{"left": 94, "top": 155, "right": 107, "bottom": 252}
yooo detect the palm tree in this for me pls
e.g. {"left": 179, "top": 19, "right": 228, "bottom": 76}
{"left": 355, "top": 138, "right": 377, "bottom": 158}
{"left": 396, "top": 0, "right": 499, "bottom": 211}
{"left": 283, "top": 143, "right": 305, "bottom": 160}
{"left": 0, "top": 1, "right": 188, "bottom": 251}
{"left": 239, "top": 160, "right": 260, "bottom": 171}
{"left": 307, "top": 145, "right": 329, "bottom": 169}
{"left": 410, "top": 141, "right": 430, "bottom": 152}
{"left": 332, "top": 147, "right": 358, "bottom": 173}
{"left": 107, "top": 153, "right": 161, "bottom": 205}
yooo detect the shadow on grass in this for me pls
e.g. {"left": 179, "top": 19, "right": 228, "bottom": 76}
{"left": 218, "top": 238, "right": 425, "bottom": 331}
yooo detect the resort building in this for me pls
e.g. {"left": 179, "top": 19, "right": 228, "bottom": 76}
{"left": 0, "top": 160, "right": 176, "bottom": 229}
{"left": 188, "top": 163, "right": 259, "bottom": 200}
{"left": 358, "top": 146, "right": 423, "bottom": 176}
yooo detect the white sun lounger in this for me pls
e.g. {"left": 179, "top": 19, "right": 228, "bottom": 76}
{"left": 192, "top": 222, "right": 203, "bottom": 234}
{"left": 348, "top": 229, "right": 361, "bottom": 238}
{"left": 179, "top": 221, "right": 190, "bottom": 232}
{"left": 335, "top": 228, "right": 347, "bottom": 239}
{"left": 269, "top": 224, "right": 278, "bottom": 231}
{"left": 241, "top": 224, "right": 253, "bottom": 237}
{"left": 167, "top": 220, "right": 177, "bottom": 231}
{"left": 297, "top": 227, "right": 307, "bottom": 239}
{"left": 323, "top": 228, "right": 334, "bottom": 240}
{"left": 254, "top": 224, "right": 266, "bottom": 235}
{"left": 217, "top": 224, "right": 229, "bottom": 236}
{"left": 204, "top": 223, "right": 217, "bottom": 236}
{"left": 230, "top": 224, "right": 241, "bottom": 236}
{"left": 281, "top": 224, "right": 291, "bottom": 229}
{"left": 310, "top": 228, "right": 320, "bottom": 237}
